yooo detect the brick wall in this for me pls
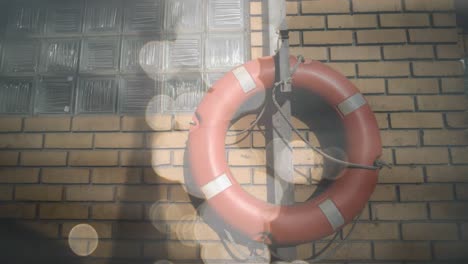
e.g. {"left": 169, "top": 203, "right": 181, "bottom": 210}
{"left": 0, "top": 0, "right": 467, "bottom": 263}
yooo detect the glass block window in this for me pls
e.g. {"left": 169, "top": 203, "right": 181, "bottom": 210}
{"left": 77, "top": 77, "right": 117, "bottom": 113}
{"left": 35, "top": 76, "right": 74, "bottom": 114}
{"left": 41, "top": 39, "right": 80, "bottom": 72}
{"left": 0, "top": 0, "right": 249, "bottom": 115}
{"left": 84, "top": 0, "right": 122, "bottom": 33}
{"left": 0, "top": 78, "right": 33, "bottom": 114}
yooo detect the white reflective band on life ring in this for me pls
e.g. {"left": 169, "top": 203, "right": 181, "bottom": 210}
{"left": 232, "top": 66, "right": 256, "bottom": 93}
{"left": 201, "top": 173, "right": 232, "bottom": 199}
{"left": 318, "top": 199, "right": 345, "bottom": 231}
{"left": 337, "top": 93, "right": 366, "bottom": 116}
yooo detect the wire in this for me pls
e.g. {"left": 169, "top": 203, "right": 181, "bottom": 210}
{"left": 271, "top": 56, "right": 381, "bottom": 171}
{"left": 226, "top": 105, "right": 266, "bottom": 136}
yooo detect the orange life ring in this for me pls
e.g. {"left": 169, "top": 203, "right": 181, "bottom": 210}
{"left": 188, "top": 56, "right": 382, "bottom": 246}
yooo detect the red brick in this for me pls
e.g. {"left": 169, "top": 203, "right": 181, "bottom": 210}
{"left": 452, "top": 147, "right": 468, "bottom": 164}
{"left": 413, "top": 61, "right": 463, "bottom": 77}
{"left": 144, "top": 167, "right": 184, "bottom": 184}
{"left": 93, "top": 167, "right": 141, "bottom": 184}
{"left": 0, "top": 204, "right": 36, "bottom": 219}
{"left": 21, "top": 151, "right": 67, "bottom": 166}
{"left": 117, "top": 185, "right": 167, "bottom": 202}
{"left": 409, "top": 29, "right": 458, "bottom": 43}
{"left": 405, "top": 0, "right": 454, "bottom": 11}
{"left": 290, "top": 47, "right": 328, "bottom": 61}
{"left": 426, "top": 165, "right": 468, "bottom": 182}
{"left": 372, "top": 203, "right": 427, "bottom": 220}
{"left": 19, "top": 222, "right": 59, "bottom": 238}
{"left": 388, "top": 78, "right": 438, "bottom": 94}
{"left": 423, "top": 130, "right": 468, "bottom": 145}
{"left": 433, "top": 242, "right": 468, "bottom": 260}
{"left": 379, "top": 166, "right": 424, "bottom": 183}
{"left": 433, "top": 13, "right": 457, "bottom": 27}
{"left": 366, "top": 96, "right": 414, "bottom": 111}
{"left": 437, "top": 45, "right": 464, "bottom": 59}
{"left": 120, "top": 150, "right": 170, "bottom": 166}
{"left": 228, "top": 149, "right": 265, "bottom": 166}
{"left": 66, "top": 186, "right": 114, "bottom": 201}
{"left": 72, "top": 116, "right": 120, "bottom": 131}
{"left": 396, "top": 147, "right": 449, "bottom": 164}
{"left": 303, "top": 31, "right": 353, "bottom": 45}
{"left": 327, "top": 14, "right": 377, "bottom": 29}
{"left": 418, "top": 95, "right": 467, "bottom": 111}
{"left": 358, "top": 62, "right": 410, "bottom": 77}
{"left": 122, "top": 115, "right": 171, "bottom": 131}
{"left": 456, "top": 184, "right": 468, "bottom": 199}
{"left": 370, "top": 185, "right": 397, "bottom": 201}
{"left": 69, "top": 151, "right": 118, "bottom": 166}
{"left": 42, "top": 168, "right": 89, "bottom": 183}
{"left": 0, "top": 186, "right": 13, "bottom": 200}
{"left": 351, "top": 79, "right": 386, "bottom": 94}
{"left": 353, "top": 0, "right": 402, "bottom": 12}
{"left": 62, "top": 222, "right": 111, "bottom": 238}
{"left": 286, "top": 1, "right": 298, "bottom": 15}
{"left": 380, "top": 130, "right": 419, "bottom": 146}
{"left": 286, "top": 16, "right": 325, "bottom": 29}
{"left": 374, "top": 242, "right": 431, "bottom": 260}
{"left": 343, "top": 222, "right": 399, "bottom": 240}
{"left": 95, "top": 133, "right": 144, "bottom": 148}
{"left": 24, "top": 117, "right": 70, "bottom": 131}
{"left": 330, "top": 46, "right": 381, "bottom": 61}
{"left": 15, "top": 185, "right": 62, "bottom": 201}
{"left": 40, "top": 203, "right": 88, "bottom": 219}
{"left": 383, "top": 45, "right": 434, "bottom": 60}
{"left": 0, "top": 134, "right": 43, "bottom": 149}
{"left": 357, "top": 29, "right": 407, "bottom": 44}
{"left": 446, "top": 112, "right": 467, "bottom": 128}
{"left": 0, "top": 151, "right": 19, "bottom": 165}
{"left": 44, "top": 133, "right": 92, "bottom": 148}
{"left": 400, "top": 184, "right": 454, "bottom": 201}
{"left": 441, "top": 78, "right": 464, "bottom": 93}
{"left": 92, "top": 204, "right": 143, "bottom": 220}
{"left": 250, "top": 2, "right": 261, "bottom": 15}
{"left": 0, "top": 168, "right": 38, "bottom": 183}
{"left": 92, "top": 241, "right": 141, "bottom": 258}
{"left": 250, "top": 16, "right": 262, "bottom": 30}
{"left": 325, "top": 62, "right": 356, "bottom": 76}
{"left": 147, "top": 132, "right": 188, "bottom": 148}
{"left": 380, "top": 14, "right": 430, "bottom": 27}
{"left": 302, "top": 0, "right": 350, "bottom": 13}
{"left": 430, "top": 202, "right": 468, "bottom": 219}
{"left": 391, "top": 113, "right": 444, "bottom": 128}
{"left": 0, "top": 117, "right": 22, "bottom": 132}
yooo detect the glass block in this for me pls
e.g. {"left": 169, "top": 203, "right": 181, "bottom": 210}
{"left": 0, "top": 78, "right": 33, "bottom": 114}
{"left": 164, "top": 73, "right": 204, "bottom": 111}
{"left": 2, "top": 42, "right": 37, "bottom": 73}
{"left": 80, "top": 38, "right": 120, "bottom": 72}
{"left": 35, "top": 76, "right": 74, "bottom": 114}
{"left": 77, "top": 77, "right": 117, "bottom": 113}
{"left": 164, "top": 0, "right": 202, "bottom": 33}
{"left": 124, "top": 0, "right": 162, "bottom": 32}
{"left": 167, "top": 35, "right": 202, "bottom": 69}
{"left": 85, "top": 0, "right": 122, "bottom": 33}
{"left": 41, "top": 39, "right": 79, "bottom": 72}
{"left": 7, "top": 6, "right": 44, "bottom": 34}
{"left": 208, "top": 0, "right": 244, "bottom": 30}
{"left": 121, "top": 38, "right": 164, "bottom": 73}
{"left": 46, "top": 5, "right": 83, "bottom": 34}
{"left": 120, "top": 75, "right": 157, "bottom": 113}
{"left": 206, "top": 34, "right": 244, "bottom": 69}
